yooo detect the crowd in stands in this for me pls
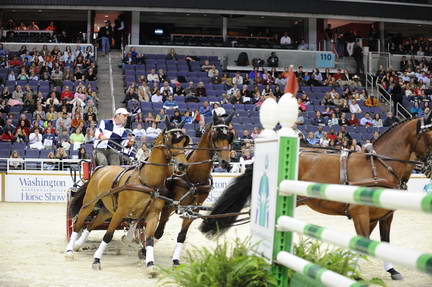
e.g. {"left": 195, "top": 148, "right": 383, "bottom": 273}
{"left": 376, "top": 55, "right": 432, "bottom": 117}
{"left": 387, "top": 36, "right": 432, "bottom": 56}
{"left": 0, "top": 44, "right": 98, "bottom": 165}
{"left": 1, "top": 19, "right": 83, "bottom": 43}
{"left": 121, "top": 48, "right": 395, "bottom": 169}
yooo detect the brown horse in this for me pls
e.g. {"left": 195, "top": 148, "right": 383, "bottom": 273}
{"left": 153, "top": 112, "right": 235, "bottom": 265}
{"left": 200, "top": 114, "right": 432, "bottom": 280}
{"left": 65, "top": 120, "right": 189, "bottom": 277}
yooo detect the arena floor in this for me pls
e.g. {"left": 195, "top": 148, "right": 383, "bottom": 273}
{"left": 0, "top": 202, "right": 431, "bottom": 287}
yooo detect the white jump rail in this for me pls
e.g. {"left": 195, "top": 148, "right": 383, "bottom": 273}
{"left": 276, "top": 251, "right": 365, "bottom": 287}
{"left": 277, "top": 216, "right": 432, "bottom": 276}
{"left": 279, "top": 180, "right": 432, "bottom": 214}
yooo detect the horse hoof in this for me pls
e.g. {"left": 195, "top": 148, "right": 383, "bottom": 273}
{"left": 138, "top": 249, "right": 146, "bottom": 260}
{"left": 173, "top": 259, "right": 180, "bottom": 266}
{"left": 92, "top": 258, "right": 101, "bottom": 271}
{"left": 388, "top": 268, "right": 403, "bottom": 280}
{"left": 391, "top": 273, "right": 403, "bottom": 280}
{"left": 147, "top": 265, "right": 158, "bottom": 278}
{"left": 64, "top": 250, "right": 74, "bottom": 261}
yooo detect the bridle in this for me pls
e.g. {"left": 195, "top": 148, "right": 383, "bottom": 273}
{"left": 415, "top": 117, "right": 432, "bottom": 176}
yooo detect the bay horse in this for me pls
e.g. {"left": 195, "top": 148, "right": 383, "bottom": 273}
{"left": 153, "top": 112, "right": 235, "bottom": 265}
{"left": 200, "top": 114, "right": 432, "bottom": 280}
{"left": 65, "top": 119, "right": 189, "bottom": 277}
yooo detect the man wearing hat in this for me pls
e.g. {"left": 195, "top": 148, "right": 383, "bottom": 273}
{"left": 94, "top": 108, "right": 130, "bottom": 166}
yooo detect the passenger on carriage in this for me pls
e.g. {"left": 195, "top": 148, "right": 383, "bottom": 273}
{"left": 94, "top": 108, "right": 130, "bottom": 166}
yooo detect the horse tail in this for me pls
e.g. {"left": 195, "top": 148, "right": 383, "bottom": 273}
{"left": 70, "top": 181, "right": 89, "bottom": 217}
{"left": 199, "top": 164, "right": 253, "bottom": 236}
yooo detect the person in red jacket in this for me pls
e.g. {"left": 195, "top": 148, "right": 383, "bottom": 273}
{"left": 60, "top": 86, "right": 74, "bottom": 102}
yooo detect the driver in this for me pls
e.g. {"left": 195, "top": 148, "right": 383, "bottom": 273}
{"left": 94, "top": 108, "right": 129, "bottom": 166}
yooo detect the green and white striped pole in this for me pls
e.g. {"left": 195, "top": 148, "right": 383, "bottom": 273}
{"left": 277, "top": 251, "right": 367, "bottom": 287}
{"left": 279, "top": 181, "right": 432, "bottom": 214}
{"left": 277, "top": 216, "right": 432, "bottom": 276}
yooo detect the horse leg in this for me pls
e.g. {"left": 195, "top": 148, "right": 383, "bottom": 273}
{"left": 143, "top": 199, "right": 165, "bottom": 278}
{"left": 379, "top": 212, "right": 403, "bottom": 280}
{"left": 154, "top": 206, "right": 174, "bottom": 240}
{"left": 74, "top": 208, "right": 112, "bottom": 251}
{"left": 349, "top": 205, "right": 371, "bottom": 279}
{"left": 65, "top": 202, "right": 97, "bottom": 258}
{"left": 172, "top": 217, "right": 194, "bottom": 266}
{"left": 92, "top": 207, "right": 128, "bottom": 271}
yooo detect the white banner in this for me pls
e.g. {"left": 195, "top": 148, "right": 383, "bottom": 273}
{"left": 5, "top": 173, "right": 74, "bottom": 203}
{"left": 203, "top": 173, "right": 240, "bottom": 205}
{"left": 250, "top": 138, "right": 279, "bottom": 263}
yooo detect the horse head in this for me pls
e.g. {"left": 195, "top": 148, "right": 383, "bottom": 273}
{"left": 416, "top": 113, "right": 432, "bottom": 176}
{"left": 211, "top": 112, "right": 235, "bottom": 170}
{"left": 163, "top": 117, "right": 189, "bottom": 174}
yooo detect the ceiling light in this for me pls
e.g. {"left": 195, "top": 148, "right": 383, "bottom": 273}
{"left": 260, "top": 16, "right": 265, "bottom": 19}
{"left": 104, "top": 15, "right": 108, "bottom": 18}
{"left": 186, "top": 13, "right": 190, "bottom": 16}
{"left": 203, "top": 14, "right": 207, "bottom": 16}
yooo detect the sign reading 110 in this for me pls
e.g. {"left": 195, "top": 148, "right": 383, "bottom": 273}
{"left": 316, "top": 52, "right": 335, "bottom": 68}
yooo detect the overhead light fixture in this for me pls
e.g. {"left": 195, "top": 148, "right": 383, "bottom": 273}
{"left": 104, "top": 15, "right": 108, "bottom": 18}
{"left": 203, "top": 14, "right": 207, "bottom": 16}
{"left": 260, "top": 16, "right": 265, "bottom": 19}
{"left": 186, "top": 13, "right": 190, "bottom": 16}
{"left": 37, "top": 9, "right": 42, "bottom": 13}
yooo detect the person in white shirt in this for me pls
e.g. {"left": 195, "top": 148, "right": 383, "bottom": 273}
{"left": 280, "top": 32, "right": 292, "bottom": 45}
{"left": 146, "top": 122, "right": 162, "bottom": 139}
{"left": 232, "top": 72, "right": 243, "bottom": 86}
{"left": 147, "top": 68, "right": 160, "bottom": 82}
{"left": 136, "top": 143, "right": 150, "bottom": 162}
{"left": 212, "top": 103, "right": 226, "bottom": 117}
{"left": 133, "top": 123, "right": 147, "bottom": 139}
{"left": 151, "top": 90, "right": 163, "bottom": 103}
{"left": 349, "top": 99, "right": 362, "bottom": 114}
{"left": 29, "top": 129, "right": 44, "bottom": 150}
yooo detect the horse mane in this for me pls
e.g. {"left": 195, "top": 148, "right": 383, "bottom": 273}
{"left": 153, "top": 130, "right": 165, "bottom": 146}
{"left": 372, "top": 117, "right": 416, "bottom": 145}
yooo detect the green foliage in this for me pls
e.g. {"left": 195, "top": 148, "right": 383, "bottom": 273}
{"left": 160, "top": 238, "right": 277, "bottom": 287}
{"left": 290, "top": 238, "right": 386, "bottom": 287}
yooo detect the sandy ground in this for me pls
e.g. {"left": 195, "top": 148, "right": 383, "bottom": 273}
{"left": 0, "top": 202, "right": 431, "bottom": 287}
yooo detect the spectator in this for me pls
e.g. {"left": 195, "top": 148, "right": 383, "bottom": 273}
{"left": 348, "top": 114, "right": 360, "bottom": 126}
{"left": 133, "top": 123, "right": 147, "bottom": 139}
{"left": 146, "top": 122, "right": 162, "bottom": 139}
{"left": 373, "top": 113, "right": 383, "bottom": 128}
{"left": 147, "top": 68, "right": 159, "bottom": 82}
{"left": 151, "top": 90, "right": 163, "bottom": 103}
{"left": 43, "top": 128, "right": 56, "bottom": 149}
{"left": 267, "top": 52, "right": 279, "bottom": 67}
{"left": 70, "top": 126, "right": 85, "bottom": 148}
{"left": 55, "top": 147, "right": 68, "bottom": 160}
{"left": 98, "top": 20, "right": 113, "bottom": 56}
{"left": 2, "top": 119, "right": 16, "bottom": 142}
{"left": 170, "top": 110, "right": 183, "bottom": 124}
{"left": 29, "top": 128, "right": 44, "bottom": 150}
{"left": 166, "top": 48, "right": 177, "bottom": 60}
{"left": 195, "top": 119, "right": 206, "bottom": 137}
{"left": 410, "top": 102, "right": 424, "bottom": 117}
{"left": 195, "top": 81, "right": 207, "bottom": 98}
{"left": 136, "top": 143, "right": 150, "bottom": 162}
{"left": 159, "top": 81, "right": 173, "bottom": 97}
{"left": 201, "top": 60, "right": 213, "bottom": 72}
{"left": 212, "top": 103, "right": 226, "bottom": 117}
{"left": 349, "top": 99, "right": 362, "bottom": 114}
{"left": 84, "top": 128, "right": 95, "bottom": 144}
{"left": 9, "top": 150, "right": 23, "bottom": 170}
{"left": 163, "top": 95, "right": 179, "bottom": 110}
{"left": 306, "top": 131, "right": 319, "bottom": 145}
{"left": 360, "top": 112, "right": 374, "bottom": 127}
{"left": 280, "top": 32, "right": 292, "bottom": 46}
{"left": 78, "top": 147, "right": 89, "bottom": 159}
{"left": 232, "top": 72, "right": 243, "bottom": 86}
{"left": 199, "top": 101, "right": 212, "bottom": 117}
{"left": 173, "top": 82, "right": 184, "bottom": 97}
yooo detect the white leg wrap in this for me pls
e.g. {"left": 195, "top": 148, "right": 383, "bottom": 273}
{"left": 66, "top": 232, "right": 79, "bottom": 252}
{"left": 172, "top": 243, "right": 183, "bottom": 261}
{"left": 384, "top": 262, "right": 394, "bottom": 271}
{"left": 94, "top": 241, "right": 108, "bottom": 260}
{"left": 145, "top": 246, "right": 154, "bottom": 265}
{"left": 74, "top": 229, "right": 90, "bottom": 249}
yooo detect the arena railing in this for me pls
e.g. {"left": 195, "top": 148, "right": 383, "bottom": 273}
{"left": 0, "top": 158, "right": 246, "bottom": 174}
{"left": 125, "top": 45, "right": 336, "bottom": 71}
